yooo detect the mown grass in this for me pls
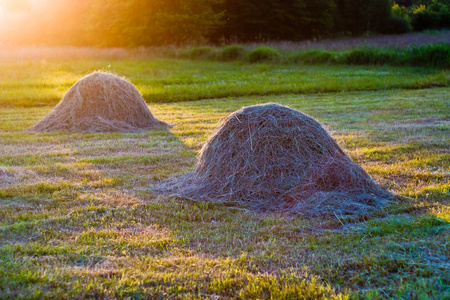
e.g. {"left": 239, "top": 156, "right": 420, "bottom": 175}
{"left": 1, "top": 59, "right": 449, "bottom": 300}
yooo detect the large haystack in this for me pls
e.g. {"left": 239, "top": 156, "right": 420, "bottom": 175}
{"left": 29, "top": 72, "right": 170, "bottom": 132}
{"left": 154, "top": 103, "right": 392, "bottom": 217}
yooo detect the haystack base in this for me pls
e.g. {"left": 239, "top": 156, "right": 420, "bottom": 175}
{"left": 154, "top": 103, "right": 392, "bottom": 217}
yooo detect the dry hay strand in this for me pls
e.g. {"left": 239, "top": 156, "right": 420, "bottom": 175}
{"left": 0, "top": 168, "right": 13, "bottom": 187}
{"left": 29, "top": 71, "right": 170, "bottom": 132}
{"left": 154, "top": 103, "right": 393, "bottom": 217}
{"left": 0, "top": 167, "right": 34, "bottom": 188}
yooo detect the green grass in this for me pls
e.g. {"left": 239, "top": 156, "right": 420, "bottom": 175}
{"left": 1, "top": 54, "right": 449, "bottom": 108}
{"left": 181, "top": 44, "right": 450, "bottom": 68}
{"left": 0, "top": 50, "right": 449, "bottom": 298}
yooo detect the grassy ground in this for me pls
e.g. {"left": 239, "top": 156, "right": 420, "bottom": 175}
{"left": 1, "top": 52, "right": 449, "bottom": 108}
{"left": 0, "top": 50, "right": 449, "bottom": 299}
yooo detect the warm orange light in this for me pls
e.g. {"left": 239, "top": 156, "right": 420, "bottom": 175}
{"left": 0, "top": 0, "right": 32, "bottom": 45}
{"left": 0, "top": 0, "right": 31, "bottom": 12}
{"left": 0, "top": 0, "right": 90, "bottom": 46}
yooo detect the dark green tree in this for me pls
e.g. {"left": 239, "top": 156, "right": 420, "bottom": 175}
{"left": 215, "top": 0, "right": 337, "bottom": 41}
{"left": 337, "top": 0, "right": 393, "bottom": 35}
{"left": 86, "top": 0, "right": 224, "bottom": 47}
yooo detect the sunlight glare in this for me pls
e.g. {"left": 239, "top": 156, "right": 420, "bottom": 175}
{"left": 0, "top": 0, "right": 68, "bottom": 45}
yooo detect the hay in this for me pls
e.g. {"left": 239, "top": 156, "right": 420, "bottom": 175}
{"left": 29, "top": 71, "right": 170, "bottom": 132}
{"left": 0, "top": 168, "right": 13, "bottom": 187}
{"left": 154, "top": 103, "right": 392, "bottom": 217}
{"left": 1, "top": 167, "right": 38, "bottom": 188}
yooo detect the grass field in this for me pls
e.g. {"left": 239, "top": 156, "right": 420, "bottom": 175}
{"left": 0, "top": 47, "right": 449, "bottom": 299}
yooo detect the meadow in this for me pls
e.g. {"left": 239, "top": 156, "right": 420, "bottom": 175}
{"left": 0, "top": 44, "right": 449, "bottom": 299}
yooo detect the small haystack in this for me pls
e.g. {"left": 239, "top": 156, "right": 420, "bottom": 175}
{"left": 29, "top": 72, "right": 170, "bottom": 132}
{"left": 154, "top": 103, "right": 392, "bottom": 217}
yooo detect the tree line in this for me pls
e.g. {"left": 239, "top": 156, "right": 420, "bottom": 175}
{"left": 1, "top": 0, "right": 449, "bottom": 46}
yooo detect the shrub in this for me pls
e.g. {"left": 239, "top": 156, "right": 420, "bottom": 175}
{"left": 291, "top": 50, "right": 335, "bottom": 64}
{"left": 392, "top": 3, "right": 409, "bottom": 19}
{"left": 409, "top": 2, "right": 450, "bottom": 31}
{"left": 410, "top": 8, "right": 437, "bottom": 31}
{"left": 219, "top": 45, "right": 246, "bottom": 61}
{"left": 342, "top": 44, "right": 450, "bottom": 68}
{"left": 384, "top": 17, "right": 412, "bottom": 34}
{"left": 246, "top": 46, "right": 281, "bottom": 63}
{"left": 344, "top": 48, "right": 396, "bottom": 65}
{"left": 409, "top": 44, "right": 450, "bottom": 68}
{"left": 185, "top": 46, "right": 217, "bottom": 60}
{"left": 344, "top": 48, "right": 377, "bottom": 65}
